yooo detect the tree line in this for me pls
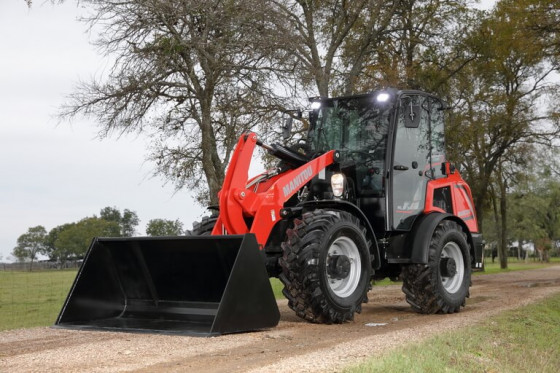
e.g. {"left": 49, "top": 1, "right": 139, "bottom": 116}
{"left": 12, "top": 207, "right": 184, "bottom": 270}
{"left": 484, "top": 159, "right": 560, "bottom": 263}
{"left": 30, "top": 0, "right": 560, "bottom": 269}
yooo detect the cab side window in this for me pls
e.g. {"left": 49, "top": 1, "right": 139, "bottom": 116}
{"left": 430, "top": 98, "right": 446, "bottom": 179}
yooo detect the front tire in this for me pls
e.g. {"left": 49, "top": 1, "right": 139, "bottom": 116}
{"left": 279, "top": 209, "right": 372, "bottom": 323}
{"left": 402, "top": 220, "right": 471, "bottom": 314}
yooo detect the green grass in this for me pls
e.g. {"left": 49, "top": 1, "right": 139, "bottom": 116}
{"left": 0, "top": 270, "right": 284, "bottom": 332}
{"left": 270, "top": 277, "right": 285, "bottom": 299}
{"left": 480, "top": 257, "right": 560, "bottom": 275}
{"left": 345, "top": 293, "right": 560, "bottom": 373}
{"left": 0, "top": 270, "right": 77, "bottom": 331}
{"left": 1, "top": 258, "right": 557, "bottom": 331}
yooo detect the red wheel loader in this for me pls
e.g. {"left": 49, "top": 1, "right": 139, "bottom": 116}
{"left": 56, "top": 89, "right": 483, "bottom": 336}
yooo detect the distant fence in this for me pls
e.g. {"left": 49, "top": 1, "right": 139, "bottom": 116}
{"left": 0, "top": 261, "right": 82, "bottom": 272}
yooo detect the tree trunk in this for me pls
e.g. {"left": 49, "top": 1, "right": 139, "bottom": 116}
{"left": 497, "top": 165, "right": 508, "bottom": 269}
{"left": 316, "top": 69, "right": 330, "bottom": 98}
{"left": 499, "top": 194, "right": 508, "bottom": 269}
{"left": 199, "top": 93, "right": 224, "bottom": 206}
{"left": 491, "top": 188, "right": 501, "bottom": 265}
{"left": 471, "top": 164, "right": 492, "bottom": 236}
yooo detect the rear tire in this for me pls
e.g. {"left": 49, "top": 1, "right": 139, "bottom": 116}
{"left": 187, "top": 215, "right": 217, "bottom": 236}
{"left": 279, "top": 209, "right": 372, "bottom": 323}
{"left": 401, "top": 220, "right": 471, "bottom": 314}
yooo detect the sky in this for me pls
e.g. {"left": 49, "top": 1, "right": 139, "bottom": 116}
{"left": 0, "top": 1, "right": 205, "bottom": 261}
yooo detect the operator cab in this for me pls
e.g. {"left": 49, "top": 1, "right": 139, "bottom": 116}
{"left": 308, "top": 93, "right": 390, "bottom": 197}
{"left": 307, "top": 89, "right": 447, "bottom": 235}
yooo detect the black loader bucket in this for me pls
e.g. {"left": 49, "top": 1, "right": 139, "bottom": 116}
{"left": 55, "top": 234, "right": 280, "bottom": 336}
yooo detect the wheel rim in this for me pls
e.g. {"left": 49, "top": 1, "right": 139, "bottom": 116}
{"left": 440, "top": 241, "right": 464, "bottom": 293}
{"left": 326, "top": 236, "right": 361, "bottom": 298}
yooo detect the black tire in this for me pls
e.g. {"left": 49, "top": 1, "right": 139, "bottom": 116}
{"left": 187, "top": 215, "right": 217, "bottom": 236}
{"left": 279, "top": 209, "right": 372, "bottom": 323}
{"left": 401, "top": 220, "right": 471, "bottom": 314}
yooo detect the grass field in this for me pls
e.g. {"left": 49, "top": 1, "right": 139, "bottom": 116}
{"left": 0, "top": 258, "right": 557, "bottom": 331}
{"left": 345, "top": 293, "right": 560, "bottom": 373}
{"left": 0, "top": 269, "right": 77, "bottom": 331}
{"left": 480, "top": 257, "right": 560, "bottom": 275}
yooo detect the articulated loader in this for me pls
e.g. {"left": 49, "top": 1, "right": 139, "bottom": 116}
{"left": 56, "top": 88, "right": 483, "bottom": 336}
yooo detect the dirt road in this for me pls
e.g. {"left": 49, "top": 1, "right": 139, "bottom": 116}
{"left": 2, "top": 266, "right": 559, "bottom": 373}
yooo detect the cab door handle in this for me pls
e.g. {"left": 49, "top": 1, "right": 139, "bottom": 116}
{"left": 393, "top": 165, "right": 409, "bottom": 171}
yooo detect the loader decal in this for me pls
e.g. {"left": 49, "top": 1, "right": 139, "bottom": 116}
{"left": 283, "top": 166, "right": 313, "bottom": 197}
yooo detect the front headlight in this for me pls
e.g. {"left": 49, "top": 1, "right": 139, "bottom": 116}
{"left": 331, "top": 173, "right": 345, "bottom": 197}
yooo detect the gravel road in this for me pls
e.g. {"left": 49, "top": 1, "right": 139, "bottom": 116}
{"left": 2, "top": 266, "right": 559, "bottom": 372}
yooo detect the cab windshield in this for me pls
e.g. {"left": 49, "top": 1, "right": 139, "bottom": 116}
{"left": 309, "top": 95, "right": 391, "bottom": 157}
{"left": 308, "top": 95, "right": 393, "bottom": 195}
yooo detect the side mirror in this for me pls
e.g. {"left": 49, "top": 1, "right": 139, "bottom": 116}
{"left": 441, "top": 162, "right": 456, "bottom": 175}
{"left": 282, "top": 116, "right": 293, "bottom": 141}
{"left": 309, "top": 110, "right": 317, "bottom": 129}
{"left": 282, "top": 110, "right": 302, "bottom": 141}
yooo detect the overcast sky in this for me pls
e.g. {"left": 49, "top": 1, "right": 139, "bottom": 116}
{"left": 0, "top": 1, "right": 205, "bottom": 261}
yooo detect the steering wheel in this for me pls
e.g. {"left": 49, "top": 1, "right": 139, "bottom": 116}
{"left": 346, "top": 150, "right": 374, "bottom": 161}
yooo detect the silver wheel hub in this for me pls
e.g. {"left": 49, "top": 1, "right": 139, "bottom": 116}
{"left": 440, "top": 241, "right": 464, "bottom": 293}
{"left": 326, "top": 236, "right": 361, "bottom": 297}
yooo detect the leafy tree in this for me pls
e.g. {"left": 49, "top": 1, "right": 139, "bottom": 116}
{"left": 508, "top": 0, "right": 560, "bottom": 62}
{"left": 44, "top": 223, "right": 74, "bottom": 266}
{"left": 100, "top": 206, "right": 139, "bottom": 237}
{"left": 55, "top": 217, "right": 121, "bottom": 259}
{"left": 99, "top": 206, "right": 121, "bottom": 223}
{"left": 42, "top": 208, "right": 136, "bottom": 266}
{"left": 121, "top": 209, "right": 140, "bottom": 237}
{"left": 355, "top": 0, "right": 476, "bottom": 93}
{"left": 506, "top": 159, "right": 560, "bottom": 262}
{"left": 446, "top": 0, "right": 560, "bottom": 269}
{"left": 146, "top": 218, "right": 184, "bottom": 236}
{"left": 12, "top": 226, "right": 48, "bottom": 271}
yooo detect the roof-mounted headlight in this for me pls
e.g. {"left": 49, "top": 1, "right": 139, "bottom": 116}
{"left": 376, "top": 92, "right": 390, "bottom": 103}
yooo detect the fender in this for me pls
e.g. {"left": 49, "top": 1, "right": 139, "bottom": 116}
{"left": 408, "top": 212, "right": 476, "bottom": 264}
{"left": 296, "top": 200, "right": 382, "bottom": 270}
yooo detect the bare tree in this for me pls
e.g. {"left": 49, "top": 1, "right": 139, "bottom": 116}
{"left": 270, "top": 0, "right": 398, "bottom": 97}
{"left": 62, "top": 0, "right": 283, "bottom": 205}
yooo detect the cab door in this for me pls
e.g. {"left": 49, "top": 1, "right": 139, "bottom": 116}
{"left": 390, "top": 94, "right": 431, "bottom": 230}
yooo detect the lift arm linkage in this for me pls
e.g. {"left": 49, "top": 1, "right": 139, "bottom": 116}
{"left": 212, "top": 132, "right": 336, "bottom": 247}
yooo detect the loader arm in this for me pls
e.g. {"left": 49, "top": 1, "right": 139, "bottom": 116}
{"left": 212, "top": 132, "right": 337, "bottom": 248}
